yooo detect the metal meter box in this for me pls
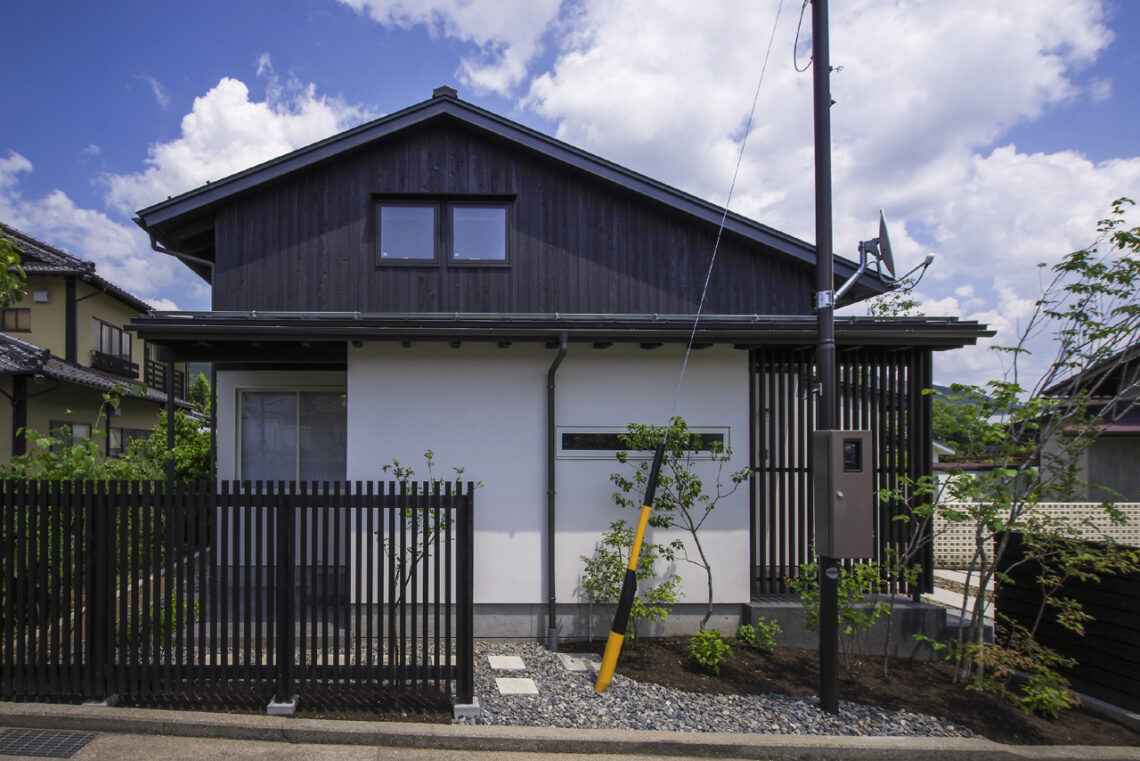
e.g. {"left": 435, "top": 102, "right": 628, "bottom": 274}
{"left": 812, "top": 430, "right": 874, "bottom": 558}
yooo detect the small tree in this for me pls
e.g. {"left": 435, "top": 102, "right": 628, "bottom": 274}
{"left": 187, "top": 372, "right": 211, "bottom": 414}
{"left": 380, "top": 450, "right": 480, "bottom": 605}
{"left": 886, "top": 198, "right": 1140, "bottom": 712}
{"left": 125, "top": 409, "right": 212, "bottom": 480}
{"left": 611, "top": 416, "right": 751, "bottom": 630}
{"left": 0, "top": 232, "right": 27, "bottom": 310}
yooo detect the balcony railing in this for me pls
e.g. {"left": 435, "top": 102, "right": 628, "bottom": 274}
{"left": 144, "top": 359, "right": 186, "bottom": 398}
{"left": 90, "top": 349, "right": 139, "bottom": 379}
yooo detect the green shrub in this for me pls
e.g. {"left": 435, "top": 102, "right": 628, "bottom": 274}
{"left": 689, "top": 629, "right": 732, "bottom": 674}
{"left": 737, "top": 617, "right": 781, "bottom": 652}
{"left": 580, "top": 520, "right": 682, "bottom": 640}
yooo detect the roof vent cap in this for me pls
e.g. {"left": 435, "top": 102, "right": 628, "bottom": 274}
{"left": 432, "top": 85, "right": 458, "bottom": 99}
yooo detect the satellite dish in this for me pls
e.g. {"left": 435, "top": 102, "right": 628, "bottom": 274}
{"left": 877, "top": 210, "right": 896, "bottom": 280}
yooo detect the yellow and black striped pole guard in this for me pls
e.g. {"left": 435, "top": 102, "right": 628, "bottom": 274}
{"left": 594, "top": 441, "right": 666, "bottom": 693}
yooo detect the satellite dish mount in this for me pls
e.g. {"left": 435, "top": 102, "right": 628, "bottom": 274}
{"left": 833, "top": 210, "right": 933, "bottom": 303}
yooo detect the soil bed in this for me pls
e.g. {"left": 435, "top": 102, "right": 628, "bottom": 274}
{"left": 563, "top": 636, "right": 1138, "bottom": 746}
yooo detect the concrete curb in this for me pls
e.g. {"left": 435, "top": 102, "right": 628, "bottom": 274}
{"left": 0, "top": 702, "right": 1138, "bottom": 761}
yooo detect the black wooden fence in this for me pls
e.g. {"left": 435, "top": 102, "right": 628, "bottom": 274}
{"left": 751, "top": 347, "right": 933, "bottom": 595}
{"left": 0, "top": 479, "right": 474, "bottom": 707}
{"left": 995, "top": 532, "right": 1140, "bottom": 713}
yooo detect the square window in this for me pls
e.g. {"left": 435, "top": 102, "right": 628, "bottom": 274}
{"left": 379, "top": 205, "right": 436, "bottom": 262}
{"left": 451, "top": 206, "right": 507, "bottom": 262}
{"left": 2, "top": 309, "right": 30, "bottom": 331}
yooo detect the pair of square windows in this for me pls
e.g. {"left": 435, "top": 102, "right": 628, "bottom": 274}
{"left": 379, "top": 203, "right": 508, "bottom": 265}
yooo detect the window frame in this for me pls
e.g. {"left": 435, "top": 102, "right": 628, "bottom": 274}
{"left": 2, "top": 308, "right": 30, "bottom": 332}
{"left": 107, "top": 426, "right": 152, "bottom": 457}
{"left": 376, "top": 201, "right": 440, "bottom": 266}
{"left": 236, "top": 387, "right": 348, "bottom": 482}
{"left": 555, "top": 426, "right": 731, "bottom": 460}
{"left": 374, "top": 196, "right": 513, "bottom": 268}
{"left": 92, "top": 317, "right": 131, "bottom": 362}
{"left": 49, "top": 419, "right": 92, "bottom": 447}
{"left": 447, "top": 202, "right": 511, "bottom": 268}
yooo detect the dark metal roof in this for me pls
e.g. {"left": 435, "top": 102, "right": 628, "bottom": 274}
{"left": 1, "top": 222, "right": 154, "bottom": 313}
{"left": 1043, "top": 342, "right": 1140, "bottom": 398}
{"left": 130, "top": 310, "right": 993, "bottom": 362}
{"left": 0, "top": 333, "right": 191, "bottom": 407}
{"left": 133, "top": 90, "right": 883, "bottom": 296}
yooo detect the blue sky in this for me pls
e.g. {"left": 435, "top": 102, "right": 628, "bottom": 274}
{"left": 1, "top": 0, "right": 1138, "bottom": 386}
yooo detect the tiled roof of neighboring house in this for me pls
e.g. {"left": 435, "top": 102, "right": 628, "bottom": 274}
{"left": 0, "top": 222, "right": 153, "bottom": 313}
{"left": 0, "top": 332, "right": 50, "bottom": 374}
{"left": 0, "top": 333, "right": 191, "bottom": 408}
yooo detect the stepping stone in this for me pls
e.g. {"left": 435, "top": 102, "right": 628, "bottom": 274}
{"left": 556, "top": 653, "right": 601, "bottom": 672}
{"left": 487, "top": 655, "right": 526, "bottom": 670}
{"left": 495, "top": 677, "right": 539, "bottom": 696}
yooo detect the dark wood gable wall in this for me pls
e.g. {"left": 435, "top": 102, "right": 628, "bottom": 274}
{"left": 212, "top": 119, "right": 813, "bottom": 315}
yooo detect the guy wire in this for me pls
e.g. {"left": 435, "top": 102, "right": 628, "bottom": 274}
{"left": 667, "top": 0, "right": 787, "bottom": 430}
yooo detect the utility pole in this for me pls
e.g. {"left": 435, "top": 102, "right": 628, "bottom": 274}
{"left": 811, "top": 0, "right": 841, "bottom": 715}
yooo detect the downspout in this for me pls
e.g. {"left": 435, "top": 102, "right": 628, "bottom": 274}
{"left": 65, "top": 278, "right": 77, "bottom": 363}
{"left": 149, "top": 234, "right": 216, "bottom": 272}
{"left": 546, "top": 331, "right": 568, "bottom": 652}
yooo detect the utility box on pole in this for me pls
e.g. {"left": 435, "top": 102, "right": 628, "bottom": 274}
{"left": 812, "top": 430, "right": 874, "bottom": 558}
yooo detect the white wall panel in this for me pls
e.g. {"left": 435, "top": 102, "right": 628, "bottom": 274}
{"left": 345, "top": 342, "right": 750, "bottom": 608}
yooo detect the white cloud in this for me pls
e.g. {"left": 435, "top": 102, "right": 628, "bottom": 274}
{"left": 103, "top": 61, "right": 370, "bottom": 215}
{"left": 0, "top": 61, "right": 376, "bottom": 313}
{"left": 0, "top": 152, "right": 188, "bottom": 309}
{"left": 134, "top": 74, "right": 171, "bottom": 110}
{"left": 513, "top": 0, "right": 1138, "bottom": 387}
{"left": 336, "top": 0, "right": 563, "bottom": 94}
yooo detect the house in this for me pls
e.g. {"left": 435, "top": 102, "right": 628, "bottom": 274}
{"left": 130, "top": 86, "right": 991, "bottom": 639}
{"left": 1042, "top": 342, "right": 1140, "bottom": 503}
{"left": 0, "top": 223, "right": 191, "bottom": 461}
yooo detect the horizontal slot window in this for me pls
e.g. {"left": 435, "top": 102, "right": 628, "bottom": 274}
{"left": 557, "top": 427, "right": 729, "bottom": 460}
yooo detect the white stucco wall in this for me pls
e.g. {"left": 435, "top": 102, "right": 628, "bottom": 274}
{"left": 345, "top": 342, "right": 751, "bottom": 608}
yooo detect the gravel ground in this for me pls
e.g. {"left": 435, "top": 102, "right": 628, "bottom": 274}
{"left": 456, "top": 640, "right": 978, "bottom": 737}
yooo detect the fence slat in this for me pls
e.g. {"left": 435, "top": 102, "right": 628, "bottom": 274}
{"left": 0, "top": 479, "right": 469, "bottom": 706}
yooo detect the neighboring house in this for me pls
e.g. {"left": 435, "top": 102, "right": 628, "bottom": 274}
{"left": 1042, "top": 343, "right": 1140, "bottom": 502}
{"left": 0, "top": 223, "right": 191, "bottom": 461}
{"left": 131, "top": 87, "right": 991, "bottom": 638}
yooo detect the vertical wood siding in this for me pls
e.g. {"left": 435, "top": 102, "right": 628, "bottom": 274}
{"left": 213, "top": 123, "right": 811, "bottom": 315}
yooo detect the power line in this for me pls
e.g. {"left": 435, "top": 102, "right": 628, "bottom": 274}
{"left": 668, "top": 0, "right": 788, "bottom": 425}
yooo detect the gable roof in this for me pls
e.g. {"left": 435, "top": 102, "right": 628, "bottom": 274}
{"left": 1, "top": 222, "right": 153, "bottom": 313}
{"left": 1043, "top": 342, "right": 1140, "bottom": 400}
{"left": 135, "top": 88, "right": 885, "bottom": 298}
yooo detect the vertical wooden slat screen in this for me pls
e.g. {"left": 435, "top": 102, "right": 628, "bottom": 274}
{"left": 752, "top": 347, "right": 933, "bottom": 595}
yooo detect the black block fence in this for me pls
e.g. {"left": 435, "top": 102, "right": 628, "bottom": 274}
{"left": 0, "top": 480, "right": 474, "bottom": 706}
{"left": 995, "top": 532, "right": 1140, "bottom": 713}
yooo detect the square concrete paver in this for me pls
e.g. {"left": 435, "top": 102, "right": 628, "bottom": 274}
{"left": 556, "top": 653, "right": 601, "bottom": 672}
{"left": 495, "top": 677, "right": 539, "bottom": 695}
{"left": 487, "top": 655, "right": 526, "bottom": 671}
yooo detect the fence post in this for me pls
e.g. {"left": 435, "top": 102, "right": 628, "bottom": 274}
{"left": 84, "top": 481, "right": 117, "bottom": 704}
{"left": 455, "top": 482, "right": 474, "bottom": 706}
{"left": 269, "top": 482, "right": 297, "bottom": 715}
